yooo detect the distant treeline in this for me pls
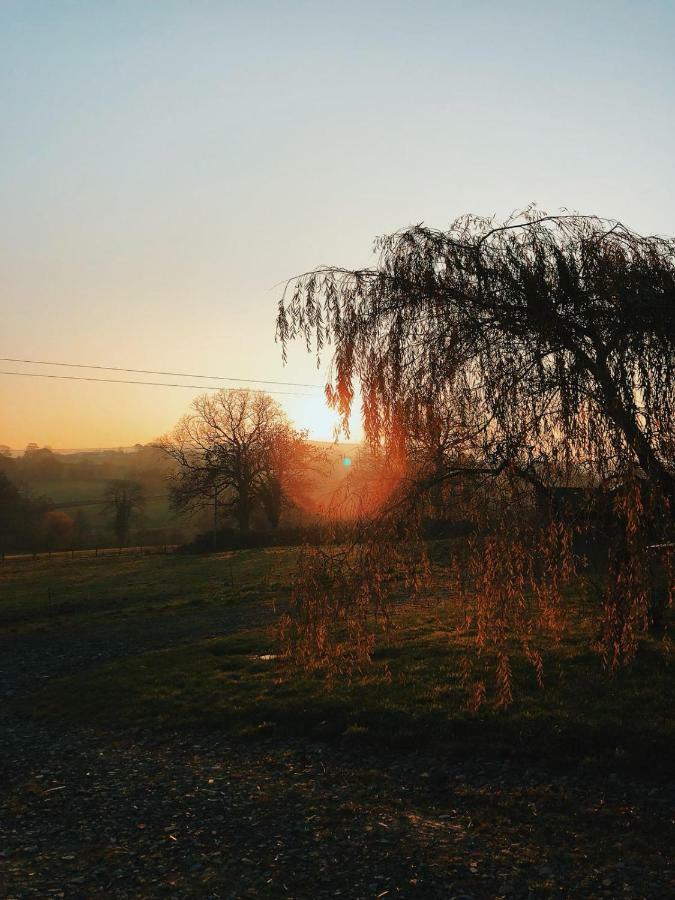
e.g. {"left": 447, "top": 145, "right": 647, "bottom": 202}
{"left": 0, "top": 439, "right": 361, "bottom": 556}
{"left": 0, "top": 444, "right": 178, "bottom": 555}
{"left": 0, "top": 442, "right": 170, "bottom": 487}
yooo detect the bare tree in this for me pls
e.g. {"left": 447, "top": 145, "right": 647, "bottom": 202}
{"left": 103, "top": 480, "right": 145, "bottom": 547}
{"left": 158, "top": 389, "right": 318, "bottom": 538}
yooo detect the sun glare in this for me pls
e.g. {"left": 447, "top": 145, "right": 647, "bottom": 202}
{"left": 288, "top": 392, "right": 341, "bottom": 442}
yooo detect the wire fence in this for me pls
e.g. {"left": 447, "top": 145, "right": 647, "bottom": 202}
{"left": 1, "top": 544, "right": 180, "bottom": 563}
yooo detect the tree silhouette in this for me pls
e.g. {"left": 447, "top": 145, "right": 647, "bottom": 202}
{"left": 158, "top": 389, "right": 319, "bottom": 538}
{"left": 277, "top": 209, "right": 675, "bottom": 702}
{"left": 0, "top": 473, "right": 52, "bottom": 556}
{"left": 103, "top": 480, "right": 145, "bottom": 547}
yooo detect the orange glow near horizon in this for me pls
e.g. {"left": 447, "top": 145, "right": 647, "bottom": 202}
{"left": 0, "top": 371, "right": 356, "bottom": 451}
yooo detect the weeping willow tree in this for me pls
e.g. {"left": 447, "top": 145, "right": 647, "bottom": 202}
{"left": 276, "top": 210, "right": 675, "bottom": 704}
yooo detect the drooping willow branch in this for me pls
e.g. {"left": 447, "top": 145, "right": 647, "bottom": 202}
{"left": 276, "top": 209, "right": 675, "bottom": 704}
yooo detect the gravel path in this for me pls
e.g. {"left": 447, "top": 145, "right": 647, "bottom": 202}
{"left": 1, "top": 603, "right": 673, "bottom": 899}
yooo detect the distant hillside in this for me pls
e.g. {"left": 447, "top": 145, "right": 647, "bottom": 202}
{"left": 0, "top": 440, "right": 366, "bottom": 548}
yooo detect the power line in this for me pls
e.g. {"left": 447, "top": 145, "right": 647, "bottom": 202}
{"left": 0, "top": 357, "right": 321, "bottom": 389}
{"left": 0, "top": 370, "right": 313, "bottom": 397}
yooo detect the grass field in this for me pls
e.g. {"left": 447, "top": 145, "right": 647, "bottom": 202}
{"left": 2, "top": 548, "right": 672, "bottom": 775}
{"left": 0, "top": 549, "right": 296, "bottom": 631}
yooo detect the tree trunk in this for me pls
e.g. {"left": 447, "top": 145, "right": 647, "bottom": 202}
{"left": 595, "top": 361, "right": 675, "bottom": 510}
{"left": 237, "top": 488, "right": 251, "bottom": 533}
{"left": 213, "top": 485, "right": 219, "bottom": 550}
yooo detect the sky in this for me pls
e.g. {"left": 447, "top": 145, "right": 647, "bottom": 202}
{"left": 2, "top": 0, "right": 674, "bottom": 449}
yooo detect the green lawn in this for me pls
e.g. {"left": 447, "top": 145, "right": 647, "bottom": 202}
{"left": 0, "top": 548, "right": 296, "bottom": 631}
{"left": 4, "top": 549, "right": 671, "bottom": 777}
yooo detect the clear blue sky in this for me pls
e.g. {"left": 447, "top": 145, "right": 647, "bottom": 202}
{"left": 2, "top": 0, "right": 674, "bottom": 446}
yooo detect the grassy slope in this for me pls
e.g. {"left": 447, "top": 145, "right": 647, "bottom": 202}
{"left": 28, "top": 477, "right": 105, "bottom": 503}
{"left": 2, "top": 549, "right": 673, "bottom": 775}
{"left": 0, "top": 548, "right": 296, "bottom": 631}
{"left": 22, "top": 476, "right": 177, "bottom": 537}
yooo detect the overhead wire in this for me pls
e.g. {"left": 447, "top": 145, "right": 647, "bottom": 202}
{"left": 0, "top": 370, "right": 313, "bottom": 397}
{"left": 0, "top": 356, "right": 321, "bottom": 389}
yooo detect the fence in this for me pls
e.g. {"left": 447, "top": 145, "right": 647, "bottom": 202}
{"left": 0, "top": 544, "right": 180, "bottom": 563}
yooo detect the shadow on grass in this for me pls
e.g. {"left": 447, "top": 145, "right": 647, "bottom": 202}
{"left": 24, "top": 611, "right": 674, "bottom": 778}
